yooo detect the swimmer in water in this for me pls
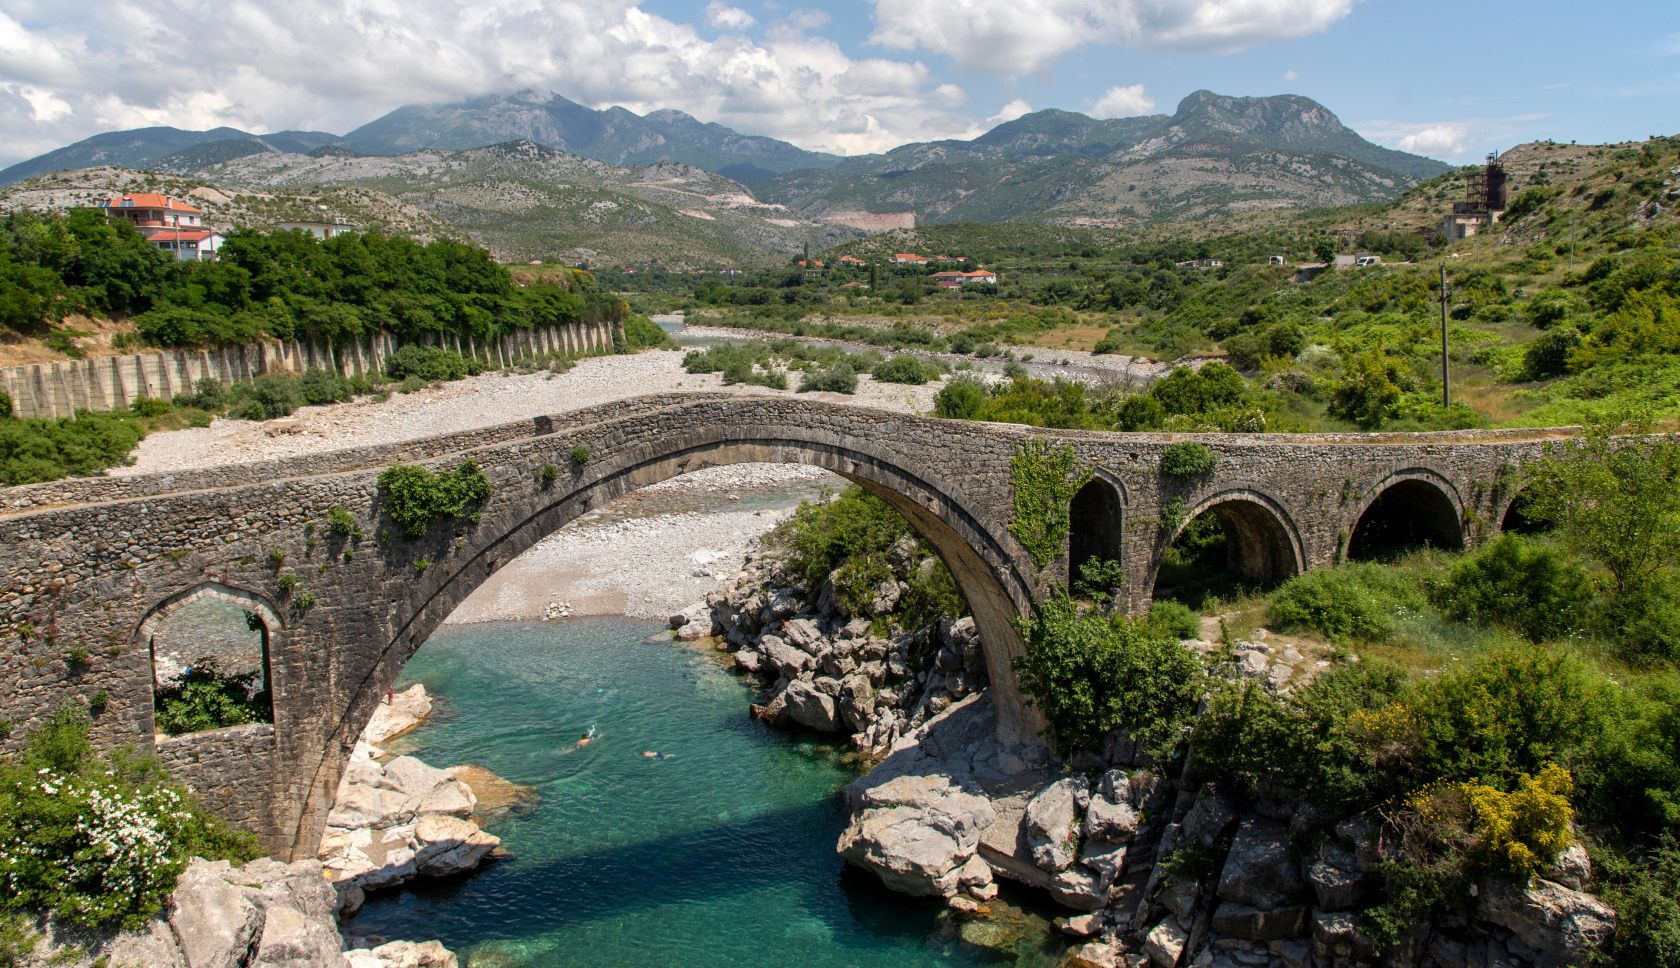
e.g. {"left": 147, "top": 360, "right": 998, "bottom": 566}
{"left": 642, "top": 751, "right": 673, "bottom": 759}
{"left": 575, "top": 725, "right": 597, "bottom": 749}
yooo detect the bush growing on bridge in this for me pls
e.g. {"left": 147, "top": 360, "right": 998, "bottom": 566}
{"left": 1160, "top": 441, "right": 1219, "bottom": 478}
{"left": 0, "top": 706, "right": 261, "bottom": 929}
{"left": 377, "top": 459, "right": 493, "bottom": 540}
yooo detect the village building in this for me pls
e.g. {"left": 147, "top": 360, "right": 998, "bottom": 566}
{"left": 97, "top": 193, "right": 224, "bottom": 261}
{"left": 273, "top": 220, "right": 359, "bottom": 240}
{"left": 891, "top": 253, "right": 929, "bottom": 265}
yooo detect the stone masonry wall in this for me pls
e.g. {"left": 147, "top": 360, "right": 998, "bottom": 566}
{"left": 0, "top": 393, "right": 1569, "bottom": 858}
{"left": 154, "top": 723, "right": 279, "bottom": 842}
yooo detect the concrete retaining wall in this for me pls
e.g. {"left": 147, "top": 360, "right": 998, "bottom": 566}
{"left": 1, "top": 321, "right": 620, "bottom": 419}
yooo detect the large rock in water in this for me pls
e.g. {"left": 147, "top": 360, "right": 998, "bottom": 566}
{"left": 783, "top": 679, "right": 842, "bottom": 731}
{"left": 1025, "top": 777, "right": 1089, "bottom": 873}
{"left": 413, "top": 814, "right": 500, "bottom": 877}
{"left": 837, "top": 774, "right": 997, "bottom": 896}
{"left": 1479, "top": 878, "right": 1616, "bottom": 965}
{"left": 343, "top": 940, "right": 460, "bottom": 968}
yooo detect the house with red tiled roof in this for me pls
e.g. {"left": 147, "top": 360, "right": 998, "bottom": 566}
{"left": 891, "top": 253, "right": 928, "bottom": 264}
{"left": 98, "top": 193, "right": 223, "bottom": 261}
{"left": 837, "top": 255, "right": 867, "bottom": 265}
{"left": 930, "top": 269, "right": 998, "bottom": 285}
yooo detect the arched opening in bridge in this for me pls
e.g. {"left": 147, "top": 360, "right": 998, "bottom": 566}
{"left": 1500, "top": 489, "right": 1553, "bottom": 535}
{"left": 144, "top": 586, "right": 274, "bottom": 736}
{"left": 1348, "top": 479, "right": 1464, "bottom": 560}
{"left": 331, "top": 459, "right": 1038, "bottom": 955}
{"left": 1069, "top": 478, "right": 1123, "bottom": 599}
{"left": 1152, "top": 498, "right": 1298, "bottom": 605}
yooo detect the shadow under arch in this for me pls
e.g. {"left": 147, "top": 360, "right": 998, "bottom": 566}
{"left": 134, "top": 580, "right": 283, "bottom": 736}
{"left": 1151, "top": 488, "right": 1304, "bottom": 592}
{"left": 1069, "top": 474, "right": 1125, "bottom": 581}
{"left": 287, "top": 434, "right": 1046, "bottom": 857}
{"left": 1348, "top": 471, "right": 1465, "bottom": 559}
{"left": 1497, "top": 487, "right": 1551, "bottom": 535}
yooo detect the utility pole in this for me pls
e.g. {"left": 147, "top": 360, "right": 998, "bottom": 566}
{"left": 1440, "top": 263, "right": 1451, "bottom": 409}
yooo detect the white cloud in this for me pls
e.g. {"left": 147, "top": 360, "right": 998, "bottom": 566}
{"left": 704, "top": 2, "right": 756, "bottom": 30}
{"left": 1394, "top": 124, "right": 1467, "bottom": 156}
{"left": 0, "top": 0, "right": 1005, "bottom": 165}
{"left": 1282, "top": 69, "right": 1299, "bottom": 81}
{"left": 1089, "top": 83, "right": 1155, "bottom": 118}
{"left": 869, "top": 0, "right": 1361, "bottom": 76}
{"left": 1359, "top": 113, "right": 1549, "bottom": 160}
{"left": 986, "top": 98, "right": 1033, "bottom": 125}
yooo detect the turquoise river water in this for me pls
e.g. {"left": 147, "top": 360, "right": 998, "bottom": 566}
{"left": 348, "top": 617, "right": 1069, "bottom": 968}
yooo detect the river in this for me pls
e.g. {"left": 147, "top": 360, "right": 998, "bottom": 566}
{"left": 345, "top": 616, "right": 1070, "bottom": 968}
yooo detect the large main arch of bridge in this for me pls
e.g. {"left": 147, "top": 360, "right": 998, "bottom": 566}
{"left": 280, "top": 431, "right": 1046, "bottom": 858}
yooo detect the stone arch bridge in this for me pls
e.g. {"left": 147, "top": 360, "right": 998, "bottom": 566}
{"left": 0, "top": 393, "right": 1570, "bottom": 858}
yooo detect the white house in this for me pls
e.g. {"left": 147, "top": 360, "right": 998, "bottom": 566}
{"left": 274, "top": 220, "right": 359, "bottom": 240}
{"left": 98, "top": 193, "right": 223, "bottom": 261}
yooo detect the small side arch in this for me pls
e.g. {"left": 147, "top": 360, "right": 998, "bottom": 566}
{"left": 1348, "top": 470, "right": 1465, "bottom": 558}
{"left": 1496, "top": 487, "right": 1551, "bottom": 535}
{"left": 1069, "top": 472, "right": 1126, "bottom": 577}
{"left": 136, "top": 582, "right": 284, "bottom": 641}
{"left": 1154, "top": 488, "right": 1305, "bottom": 589}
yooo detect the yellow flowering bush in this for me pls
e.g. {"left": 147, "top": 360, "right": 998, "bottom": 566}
{"left": 1462, "top": 763, "right": 1575, "bottom": 883}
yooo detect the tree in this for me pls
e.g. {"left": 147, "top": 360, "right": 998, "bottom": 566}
{"left": 1329, "top": 351, "right": 1407, "bottom": 426}
{"left": 1313, "top": 237, "right": 1338, "bottom": 265}
{"left": 1526, "top": 415, "right": 1680, "bottom": 596}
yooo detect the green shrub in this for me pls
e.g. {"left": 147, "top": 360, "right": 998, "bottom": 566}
{"left": 298, "top": 367, "right": 352, "bottom": 405}
{"left": 798, "top": 363, "right": 858, "bottom": 394}
{"left": 1160, "top": 441, "right": 1219, "bottom": 478}
{"left": 153, "top": 656, "right": 271, "bottom": 735}
{"left": 1148, "top": 599, "right": 1202, "bottom": 640}
{"left": 570, "top": 444, "right": 590, "bottom": 465}
{"left": 1437, "top": 533, "right": 1589, "bottom": 640}
{"left": 1269, "top": 563, "right": 1426, "bottom": 642}
{"left": 1150, "top": 363, "right": 1246, "bottom": 415}
{"left": 541, "top": 463, "right": 558, "bottom": 483}
{"left": 276, "top": 574, "right": 296, "bottom": 591}
{"left": 1329, "top": 351, "right": 1409, "bottom": 426}
{"left": 621, "top": 315, "right": 670, "bottom": 349}
{"left": 1074, "top": 556, "right": 1127, "bottom": 601}
{"left": 384, "top": 344, "right": 483, "bottom": 383}
{"left": 399, "top": 374, "right": 427, "bottom": 394}
{"left": 1115, "top": 395, "right": 1165, "bottom": 431}
{"left": 872, "top": 355, "right": 929, "bottom": 385}
{"left": 171, "top": 377, "right": 225, "bottom": 412}
{"left": 0, "top": 412, "right": 146, "bottom": 485}
{"left": 227, "top": 399, "right": 264, "bottom": 420}
{"left": 0, "top": 706, "right": 261, "bottom": 929}
{"left": 934, "top": 375, "right": 987, "bottom": 419}
{"left": 721, "top": 360, "right": 788, "bottom": 389}
{"left": 129, "top": 396, "right": 171, "bottom": 417}
{"left": 377, "top": 459, "right": 493, "bottom": 540}
{"left": 0, "top": 390, "right": 11, "bottom": 418}
{"left": 245, "top": 374, "right": 304, "bottom": 418}
{"left": 326, "top": 507, "right": 357, "bottom": 536}
{"left": 1603, "top": 837, "right": 1680, "bottom": 967}
{"left": 1012, "top": 594, "right": 1204, "bottom": 755}
{"left": 1523, "top": 327, "right": 1582, "bottom": 379}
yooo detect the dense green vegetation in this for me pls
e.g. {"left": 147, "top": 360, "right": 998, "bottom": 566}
{"left": 0, "top": 706, "right": 261, "bottom": 929}
{"left": 767, "top": 485, "right": 966, "bottom": 632}
{"left": 377, "top": 459, "right": 493, "bottom": 540}
{"left": 0, "top": 410, "right": 147, "bottom": 485}
{"left": 0, "top": 208, "right": 621, "bottom": 348}
{"left": 153, "top": 655, "right": 273, "bottom": 735}
{"left": 1002, "top": 422, "right": 1680, "bottom": 961}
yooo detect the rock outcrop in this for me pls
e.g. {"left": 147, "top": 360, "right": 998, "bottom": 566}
{"left": 673, "top": 544, "right": 990, "bottom": 757}
{"left": 8, "top": 858, "right": 458, "bottom": 968}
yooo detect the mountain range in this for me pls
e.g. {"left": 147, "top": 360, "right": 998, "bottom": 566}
{"left": 0, "top": 90, "right": 1453, "bottom": 254}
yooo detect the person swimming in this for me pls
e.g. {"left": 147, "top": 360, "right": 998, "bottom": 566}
{"left": 641, "top": 750, "right": 673, "bottom": 759}
{"left": 574, "top": 724, "right": 598, "bottom": 749}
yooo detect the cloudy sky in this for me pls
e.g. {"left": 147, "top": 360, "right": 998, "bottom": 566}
{"left": 0, "top": 0, "right": 1672, "bottom": 168}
